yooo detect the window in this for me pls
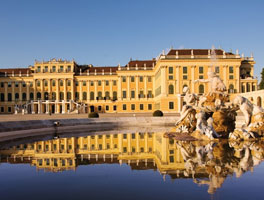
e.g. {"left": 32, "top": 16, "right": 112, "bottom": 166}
{"left": 131, "top": 104, "right": 135, "bottom": 110}
{"left": 83, "top": 92, "right": 87, "bottom": 100}
{"left": 90, "top": 92, "right": 94, "bottom": 100}
{"left": 8, "top": 82, "right": 11, "bottom": 87}
{"left": 22, "top": 82, "right": 26, "bottom": 87}
{"left": 113, "top": 91, "right": 117, "bottom": 100}
{"left": 122, "top": 91, "right": 126, "bottom": 98}
{"left": 106, "top": 105, "right": 109, "bottom": 111}
{"left": 131, "top": 91, "right": 135, "bottom": 98}
{"left": 22, "top": 93, "right": 26, "bottom": 101}
{"left": 67, "top": 65, "right": 71, "bottom": 72}
{"left": 148, "top": 104, "right": 152, "bottom": 110}
{"left": 139, "top": 90, "right": 144, "bottom": 98}
{"left": 0, "top": 93, "right": 4, "bottom": 101}
{"left": 199, "top": 84, "right": 204, "bottom": 94}
{"left": 51, "top": 92, "right": 56, "bottom": 100}
{"left": 36, "top": 80, "right": 40, "bottom": 87}
{"left": 15, "top": 82, "right": 19, "bottom": 87}
{"left": 67, "top": 80, "right": 71, "bottom": 86}
{"left": 59, "top": 92, "right": 63, "bottom": 100}
{"left": 1, "top": 107, "right": 4, "bottom": 112}
{"left": 75, "top": 81, "right": 79, "bottom": 86}
{"left": 8, "top": 93, "right": 12, "bottom": 101}
{"left": 67, "top": 92, "right": 71, "bottom": 100}
{"left": 98, "top": 91, "right": 102, "bottom": 100}
{"left": 15, "top": 93, "right": 19, "bottom": 100}
{"left": 123, "top": 104, "right": 127, "bottom": 110}
{"left": 122, "top": 77, "right": 126, "bottom": 82}
{"left": 37, "top": 92, "right": 41, "bottom": 99}
{"left": 52, "top": 80, "right": 56, "bottom": 87}
{"left": 229, "top": 84, "right": 234, "bottom": 93}
{"left": 140, "top": 104, "right": 144, "bottom": 110}
{"left": 30, "top": 93, "right": 34, "bottom": 100}
{"left": 44, "top": 66, "right": 48, "bottom": 72}
{"left": 139, "top": 76, "right": 143, "bottom": 82}
{"left": 131, "top": 76, "right": 135, "bottom": 82}
{"left": 229, "top": 75, "right": 234, "bottom": 79}
{"left": 1, "top": 82, "right": 4, "bottom": 88}
{"left": 113, "top": 80, "right": 117, "bottom": 85}
{"left": 106, "top": 80, "right": 109, "bottom": 86}
{"left": 37, "top": 66, "right": 41, "bottom": 72}
{"left": 199, "top": 66, "right": 203, "bottom": 73}
{"left": 113, "top": 105, "right": 117, "bottom": 111}
{"left": 147, "top": 91, "right": 152, "bottom": 98}
{"left": 199, "top": 75, "right": 204, "bottom": 79}
{"left": 60, "top": 80, "right": 63, "bottom": 86}
{"left": 60, "top": 66, "right": 64, "bottom": 72}
{"left": 75, "top": 92, "right": 79, "bottom": 100}
{"left": 98, "top": 106, "right": 102, "bottom": 111}
{"left": 98, "top": 80, "right": 101, "bottom": 86}
{"left": 44, "top": 80, "right": 48, "bottom": 87}
{"left": 8, "top": 107, "right": 11, "bottom": 113}
{"left": 52, "top": 66, "right": 56, "bottom": 72}
{"left": 169, "top": 102, "right": 174, "bottom": 109}
{"left": 83, "top": 81, "right": 86, "bottom": 86}
{"left": 90, "top": 81, "right": 94, "bottom": 86}
{"left": 169, "top": 85, "right": 174, "bottom": 94}
{"left": 183, "top": 66, "right": 187, "bottom": 74}
{"left": 105, "top": 91, "right": 110, "bottom": 99}
{"left": 183, "top": 75, "right": 188, "bottom": 80}
{"left": 229, "top": 66, "right": 234, "bottom": 73}
{"left": 215, "top": 66, "right": 220, "bottom": 73}
{"left": 148, "top": 76, "right": 152, "bottom": 82}
{"left": 169, "top": 67, "right": 173, "bottom": 74}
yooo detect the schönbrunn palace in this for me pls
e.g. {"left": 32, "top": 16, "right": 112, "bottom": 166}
{"left": 0, "top": 49, "right": 259, "bottom": 114}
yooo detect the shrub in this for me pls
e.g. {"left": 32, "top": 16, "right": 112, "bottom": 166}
{"left": 153, "top": 110, "right": 163, "bottom": 117}
{"left": 88, "top": 112, "right": 99, "bottom": 118}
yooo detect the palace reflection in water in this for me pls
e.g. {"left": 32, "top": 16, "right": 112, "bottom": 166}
{"left": 1, "top": 132, "right": 264, "bottom": 194}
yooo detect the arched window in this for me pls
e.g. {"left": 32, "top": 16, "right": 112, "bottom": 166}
{"left": 75, "top": 92, "right": 79, "bottom": 100}
{"left": 90, "top": 92, "right": 94, "bottom": 100}
{"left": 52, "top": 80, "right": 56, "bottom": 87}
{"left": 67, "top": 80, "right": 71, "bottom": 86}
{"left": 98, "top": 92, "right": 102, "bottom": 100}
{"left": 44, "top": 92, "right": 49, "bottom": 100}
{"left": 105, "top": 91, "right": 110, "bottom": 99}
{"left": 168, "top": 85, "right": 174, "bottom": 94}
{"left": 30, "top": 93, "right": 34, "bottom": 100}
{"left": 15, "top": 93, "right": 19, "bottom": 100}
{"left": 36, "top": 80, "right": 40, "bottom": 87}
{"left": 67, "top": 92, "right": 71, "bottom": 100}
{"left": 199, "top": 84, "right": 204, "bottom": 94}
{"left": 51, "top": 92, "right": 56, "bottom": 100}
{"left": 60, "top": 80, "right": 63, "bottom": 87}
{"left": 83, "top": 92, "right": 87, "bottom": 100}
{"left": 44, "top": 80, "right": 48, "bottom": 87}
{"left": 113, "top": 91, "right": 117, "bottom": 100}
{"left": 60, "top": 92, "right": 64, "bottom": 100}
{"left": 229, "top": 84, "right": 234, "bottom": 93}
{"left": 37, "top": 92, "right": 41, "bottom": 99}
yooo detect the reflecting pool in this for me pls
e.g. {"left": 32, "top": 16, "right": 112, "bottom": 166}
{"left": 1, "top": 132, "right": 264, "bottom": 200}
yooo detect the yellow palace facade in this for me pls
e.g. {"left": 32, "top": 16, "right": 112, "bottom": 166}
{"left": 0, "top": 49, "right": 258, "bottom": 114}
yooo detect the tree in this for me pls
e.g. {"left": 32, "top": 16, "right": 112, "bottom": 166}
{"left": 259, "top": 68, "right": 264, "bottom": 89}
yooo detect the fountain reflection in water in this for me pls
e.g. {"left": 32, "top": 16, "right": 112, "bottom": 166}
{"left": 1, "top": 132, "right": 264, "bottom": 194}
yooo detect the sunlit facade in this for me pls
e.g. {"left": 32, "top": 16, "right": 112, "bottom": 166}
{"left": 0, "top": 49, "right": 258, "bottom": 114}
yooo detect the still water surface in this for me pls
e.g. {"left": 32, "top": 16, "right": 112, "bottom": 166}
{"left": 0, "top": 132, "right": 264, "bottom": 200}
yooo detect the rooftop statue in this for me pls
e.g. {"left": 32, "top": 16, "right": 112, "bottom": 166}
{"left": 166, "top": 72, "right": 264, "bottom": 141}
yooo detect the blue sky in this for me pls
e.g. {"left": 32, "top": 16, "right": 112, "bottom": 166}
{"left": 0, "top": 0, "right": 264, "bottom": 79}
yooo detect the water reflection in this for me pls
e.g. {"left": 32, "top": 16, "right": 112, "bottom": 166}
{"left": 0, "top": 132, "right": 264, "bottom": 194}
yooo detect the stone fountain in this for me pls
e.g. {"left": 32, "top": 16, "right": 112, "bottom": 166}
{"left": 166, "top": 71, "right": 264, "bottom": 141}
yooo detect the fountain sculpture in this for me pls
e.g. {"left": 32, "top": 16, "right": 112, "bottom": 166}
{"left": 166, "top": 71, "right": 264, "bottom": 140}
